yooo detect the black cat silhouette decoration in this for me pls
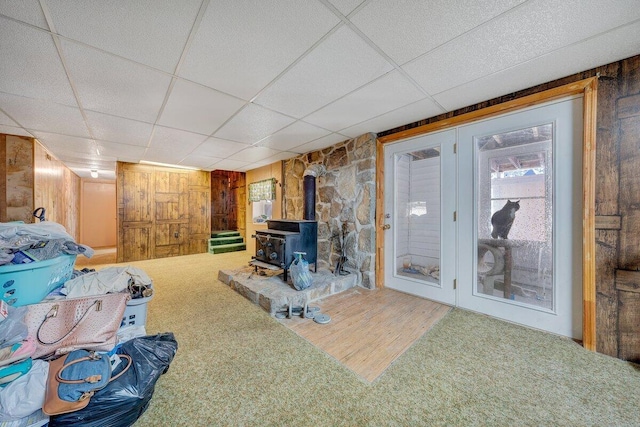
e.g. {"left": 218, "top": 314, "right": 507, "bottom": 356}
{"left": 491, "top": 200, "right": 520, "bottom": 239}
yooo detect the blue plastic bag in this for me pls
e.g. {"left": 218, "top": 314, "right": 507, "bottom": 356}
{"left": 290, "top": 252, "right": 312, "bottom": 290}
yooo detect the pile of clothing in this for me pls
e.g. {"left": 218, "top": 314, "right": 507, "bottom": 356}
{"left": 0, "top": 302, "right": 176, "bottom": 427}
{"left": 0, "top": 222, "right": 175, "bottom": 427}
{"left": 0, "top": 222, "right": 94, "bottom": 266}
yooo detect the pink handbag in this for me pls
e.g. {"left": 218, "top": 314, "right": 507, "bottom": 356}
{"left": 24, "top": 293, "right": 130, "bottom": 359}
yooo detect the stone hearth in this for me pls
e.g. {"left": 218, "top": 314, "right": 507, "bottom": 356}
{"left": 218, "top": 266, "right": 358, "bottom": 316}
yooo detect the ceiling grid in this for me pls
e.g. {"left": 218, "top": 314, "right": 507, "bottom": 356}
{"left": 0, "top": 0, "right": 637, "bottom": 178}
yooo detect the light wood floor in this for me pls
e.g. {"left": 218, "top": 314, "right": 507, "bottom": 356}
{"left": 279, "top": 287, "right": 451, "bottom": 382}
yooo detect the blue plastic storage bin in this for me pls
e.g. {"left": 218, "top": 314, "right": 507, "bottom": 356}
{"left": 0, "top": 254, "right": 76, "bottom": 306}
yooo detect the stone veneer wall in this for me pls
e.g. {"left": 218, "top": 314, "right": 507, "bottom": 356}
{"left": 283, "top": 133, "right": 376, "bottom": 289}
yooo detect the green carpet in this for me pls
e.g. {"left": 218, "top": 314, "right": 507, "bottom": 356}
{"left": 103, "top": 252, "right": 639, "bottom": 426}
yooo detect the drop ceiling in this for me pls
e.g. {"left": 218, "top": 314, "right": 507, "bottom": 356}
{"left": 1, "top": 0, "right": 639, "bottom": 180}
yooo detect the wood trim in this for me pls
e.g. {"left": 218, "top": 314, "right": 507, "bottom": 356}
{"left": 376, "top": 77, "right": 598, "bottom": 350}
{"left": 582, "top": 77, "right": 598, "bottom": 351}
{"left": 378, "top": 79, "right": 598, "bottom": 144}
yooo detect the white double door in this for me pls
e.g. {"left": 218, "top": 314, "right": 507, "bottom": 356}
{"left": 383, "top": 96, "right": 583, "bottom": 339}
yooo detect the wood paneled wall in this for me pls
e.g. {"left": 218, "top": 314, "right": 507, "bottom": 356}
{"left": 0, "top": 135, "right": 80, "bottom": 239}
{"left": 33, "top": 141, "right": 81, "bottom": 239}
{"left": 0, "top": 134, "right": 34, "bottom": 224}
{"left": 378, "top": 54, "right": 640, "bottom": 362}
{"left": 116, "top": 162, "right": 210, "bottom": 262}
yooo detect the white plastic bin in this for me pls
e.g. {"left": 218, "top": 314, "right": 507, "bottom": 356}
{"left": 120, "top": 290, "right": 153, "bottom": 328}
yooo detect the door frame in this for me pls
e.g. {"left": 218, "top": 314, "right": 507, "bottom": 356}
{"left": 375, "top": 77, "right": 598, "bottom": 350}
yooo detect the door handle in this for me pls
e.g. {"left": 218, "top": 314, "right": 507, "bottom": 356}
{"left": 382, "top": 224, "right": 391, "bottom": 230}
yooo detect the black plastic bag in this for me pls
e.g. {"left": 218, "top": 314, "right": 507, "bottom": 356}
{"left": 49, "top": 333, "right": 178, "bottom": 427}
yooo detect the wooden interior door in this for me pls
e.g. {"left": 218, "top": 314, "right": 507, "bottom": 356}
{"left": 118, "top": 165, "right": 153, "bottom": 261}
{"left": 154, "top": 169, "right": 189, "bottom": 258}
{"left": 188, "top": 171, "right": 211, "bottom": 254}
{"left": 117, "top": 162, "right": 211, "bottom": 262}
{"left": 211, "top": 172, "right": 229, "bottom": 231}
{"left": 211, "top": 170, "right": 245, "bottom": 236}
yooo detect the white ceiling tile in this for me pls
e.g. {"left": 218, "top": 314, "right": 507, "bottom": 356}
{"left": 0, "top": 0, "right": 49, "bottom": 29}
{"left": 0, "top": 16, "right": 76, "bottom": 105}
{"left": 32, "top": 131, "right": 96, "bottom": 156}
{"left": 404, "top": 0, "right": 640, "bottom": 95}
{"left": 304, "top": 70, "right": 426, "bottom": 131}
{"left": 70, "top": 168, "right": 116, "bottom": 180}
{"left": 351, "top": 0, "right": 525, "bottom": 65}
{"left": 290, "top": 133, "right": 350, "bottom": 155}
{"left": 95, "top": 140, "right": 148, "bottom": 161}
{"left": 326, "top": 0, "right": 366, "bottom": 16}
{"left": 258, "top": 121, "right": 331, "bottom": 151}
{"left": 190, "top": 137, "right": 249, "bottom": 158}
{"left": 32, "top": 131, "right": 146, "bottom": 168}
{"left": 0, "top": 93, "right": 89, "bottom": 136}
{"left": 47, "top": 0, "right": 202, "bottom": 73}
{"left": 141, "top": 149, "right": 188, "bottom": 165}
{"left": 211, "top": 159, "right": 252, "bottom": 171}
{"left": 340, "top": 97, "right": 445, "bottom": 138}
{"left": 228, "top": 145, "right": 281, "bottom": 163}
{"left": 1, "top": 1, "right": 640, "bottom": 175}
{"left": 179, "top": 154, "right": 223, "bottom": 170}
{"left": 85, "top": 111, "right": 152, "bottom": 146}
{"left": 0, "top": 109, "right": 18, "bottom": 126}
{"left": 158, "top": 79, "right": 246, "bottom": 135}
{"left": 61, "top": 155, "right": 116, "bottom": 176}
{"left": 254, "top": 25, "right": 394, "bottom": 118}
{"left": 433, "top": 20, "right": 640, "bottom": 112}
{"left": 149, "top": 126, "right": 208, "bottom": 153}
{"left": 180, "top": 0, "right": 339, "bottom": 100}
{"left": 60, "top": 39, "right": 172, "bottom": 123}
{"left": 214, "top": 103, "right": 295, "bottom": 144}
{"left": 0, "top": 125, "right": 32, "bottom": 137}
{"left": 62, "top": 158, "right": 117, "bottom": 171}
{"left": 250, "top": 151, "right": 298, "bottom": 167}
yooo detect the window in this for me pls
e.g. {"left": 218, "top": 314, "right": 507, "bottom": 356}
{"left": 249, "top": 178, "right": 276, "bottom": 224}
{"left": 252, "top": 200, "right": 273, "bottom": 224}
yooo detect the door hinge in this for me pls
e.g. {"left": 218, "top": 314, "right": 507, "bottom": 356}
{"left": 453, "top": 211, "right": 457, "bottom": 221}
{"left": 453, "top": 143, "right": 457, "bottom": 154}
{"left": 453, "top": 279, "right": 457, "bottom": 289}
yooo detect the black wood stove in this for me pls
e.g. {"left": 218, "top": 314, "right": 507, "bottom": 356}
{"left": 251, "top": 219, "right": 317, "bottom": 282}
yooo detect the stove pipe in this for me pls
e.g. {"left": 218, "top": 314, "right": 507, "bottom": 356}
{"left": 302, "top": 165, "right": 325, "bottom": 221}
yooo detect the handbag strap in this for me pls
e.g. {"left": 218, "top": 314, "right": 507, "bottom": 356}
{"left": 55, "top": 353, "right": 133, "bottom": 384}
{"left": 36, "top": 299, "right": 103, "bottom": 346}
{"left": 108, "top": 354, "right": 132, "bottom": 382}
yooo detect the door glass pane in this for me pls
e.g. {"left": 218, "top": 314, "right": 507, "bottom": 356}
{"left": 476, "top": 124, "right": 553, "bottom": 309}
{"left": 395, "top": 148, "right": 440, "bottom": 285}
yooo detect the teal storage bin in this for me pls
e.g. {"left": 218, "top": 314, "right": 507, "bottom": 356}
{"left": 0, "top": 254, "right": 76, "bottom": 306}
